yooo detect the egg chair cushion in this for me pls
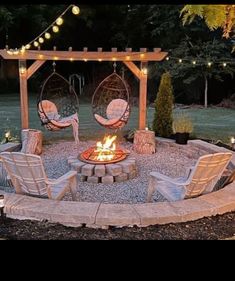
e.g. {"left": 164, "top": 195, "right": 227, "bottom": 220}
{"left": 106, "top": 99, "right": 129, "bottom": 120}
{"left": 94, "top": 114, "right": 120, "bottom": 126}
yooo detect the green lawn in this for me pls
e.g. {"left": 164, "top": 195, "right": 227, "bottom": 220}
{"left": 0, "top": 93, "right": 234, "bottom": 143}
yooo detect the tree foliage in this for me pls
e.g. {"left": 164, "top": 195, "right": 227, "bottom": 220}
{"left": 181, "top": 5, "right": 235, "bottom": 39}
{"left": 152, "top": 72, "right": 174, "bottom": 138}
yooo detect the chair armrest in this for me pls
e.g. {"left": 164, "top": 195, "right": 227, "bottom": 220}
{"left": 150, "top": 171, "right": 191, "bottom": 186}
{"left": 46, "top": 171, "right": 77, "bottom": 185}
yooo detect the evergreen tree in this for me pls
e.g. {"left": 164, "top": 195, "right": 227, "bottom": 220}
{"left": 152, "top": 72, "right": 174, "bottom": 137}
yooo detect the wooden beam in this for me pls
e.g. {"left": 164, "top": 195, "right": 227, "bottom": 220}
{"left": 27, "top": 60, "right": 45, "bottom": 80}
{"left": 123, "top": 61, "right": 141, "bottom": 79}
{"left": 0, "top": 50, "right": 168, "bottom": 62}
{"left": 19, "top": 60, "right": 29, "bottom": 129}
{"left": 139, "top": 62, "right": 148, "bottom": 130}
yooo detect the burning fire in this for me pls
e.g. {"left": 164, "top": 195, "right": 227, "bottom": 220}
{"left": 95, "top": 135, "right": 117, "bottom": 162}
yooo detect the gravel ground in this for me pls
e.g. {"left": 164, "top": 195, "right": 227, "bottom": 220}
{"left": 40, "top": 140, "right": 207, "bottom": 204}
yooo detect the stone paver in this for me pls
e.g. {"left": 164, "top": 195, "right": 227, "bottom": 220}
{"left": 94, "top": 165, "right": 106, "bottom": 177}
{"left": 71, "top": 160, "right": 86, "bottom": 172}
{"left": 4, "top": 193, "right": 100, "bottom": 227}
{"left": 101, "top": 176, "right": 114, "bottom": 184}
{"left": 87, "top": 176, "right": 99, "bottom": 184}
{"left": 95, "top": 204, "right": 141, "bottom": 226}
{"left": 106, "top": 164, "right": 122, "bottom": 176}
{"left": 81, "top": 164, "right": 95, "bottom": 177}
{"left": 115, "top": 173, "right": 128, "bottom": 183}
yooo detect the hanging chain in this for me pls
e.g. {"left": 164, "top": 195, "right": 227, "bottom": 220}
{"left": 52, "top": 61, "right": 56, "bottom": 72}
{"left": 113, "top": 62, "right": 117, "bottom": 73}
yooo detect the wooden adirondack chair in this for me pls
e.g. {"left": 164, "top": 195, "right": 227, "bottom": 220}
{"left": 0, "top": 152, "right": 78, "bottom": 201}
{"left": 146, "top": 152, "right": 232, "bottom": 202}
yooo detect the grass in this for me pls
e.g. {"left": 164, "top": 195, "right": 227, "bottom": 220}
{"left": 0, "top": 93, "right": 234, "bottom": 144}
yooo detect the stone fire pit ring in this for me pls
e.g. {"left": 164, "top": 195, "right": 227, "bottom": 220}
{"left": 68, "top": 155, "right": 137, "bottom": 184}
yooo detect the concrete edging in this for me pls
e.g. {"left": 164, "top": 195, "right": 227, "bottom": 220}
{"left": 0, "top": 139, "right": 234, "bottom": 228}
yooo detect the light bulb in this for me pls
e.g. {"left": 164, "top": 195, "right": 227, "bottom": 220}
{"left": 39, "top": 37, "right": 44, "bottom": 44}
{"left": 56, "top": 17, "right": 64, "bottom": 26}
{"left": 142, "top": 68, "right": 148, "bottom": 75}
{"left": 25, "top": 44, "right": 31, "bottom": 50}
{"left": 192, "top": 60, "right": 196, "bottom": 65}
{"left": 223, "top": 62, "right": 227, "bottom": 67}
{"left": 72, "top": 5, "right": 80, "bottom": 15}
{"left": 166, "top": 56, "right": 170, "bottom": 61}
{"left": 13, "top": 49, "right": 19, "bottom": 55}
{"left": 21, "top": 46, "right": 26, "bottom": 53}
{"left": 207, "top": 62, "right": 212, "bottom": 67}
{"left": 45, "top": 32, "right": 51, "bottom": 39}
{"left": 34, "top": 41, "right": 39, "bottom": 47}
{"left": 52, "top": 26, "right": 59, "bottom": 33}
{"left": 7, "top": 50, "right": 13, "bottom": 55}
{"left": 179, "top": 59, "right": 182, "bottom": 63}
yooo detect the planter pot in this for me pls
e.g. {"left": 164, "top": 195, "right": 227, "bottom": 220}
{"left": 175, "top": 133, "right": 189, "bottom": 145}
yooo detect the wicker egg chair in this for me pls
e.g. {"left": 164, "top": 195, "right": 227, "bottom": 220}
{"left": 37, "top": 65, "right": 79, "bottom": 142}
{"left": 92, "top": 69, "right": 130, "bottom": 130}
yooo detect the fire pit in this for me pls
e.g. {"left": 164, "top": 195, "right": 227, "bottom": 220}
{"left": 68, "top": 136, "right": 137, "bottom": 184}
{"left": 79, "top": 135, "right": 127, "bottom": 164}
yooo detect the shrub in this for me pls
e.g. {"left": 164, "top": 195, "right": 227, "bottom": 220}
{"left": 152, "top": 72, "right": 174, "bottom": 137}
{"left": 172, "top": 113, "right": 193, "bottom": 134}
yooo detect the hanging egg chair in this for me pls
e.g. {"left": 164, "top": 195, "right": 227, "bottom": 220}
{"left": 92, "top": 65, "right": 130, "bottom": 130}
{"left": 37, "top": 63, "right": 79, "bottom": 143}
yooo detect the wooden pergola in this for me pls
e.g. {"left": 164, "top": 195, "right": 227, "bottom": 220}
{"left": 0, "top": 48, "right": 167, "bottom": 130}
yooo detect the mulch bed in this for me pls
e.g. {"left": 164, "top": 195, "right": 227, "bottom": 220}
{"left": 0, "top": 212, "right": 235, "bottom": 240}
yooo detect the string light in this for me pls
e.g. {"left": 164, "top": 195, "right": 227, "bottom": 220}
{"left": 8, "top": 4, "right": 80, "bottom": 54}
{"left": 164, "top": 55, "right": 234, "bottom": 68}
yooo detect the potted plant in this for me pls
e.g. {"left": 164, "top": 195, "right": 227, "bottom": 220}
{"left": 172, "top": 113, "right": 193, "bottom": 144}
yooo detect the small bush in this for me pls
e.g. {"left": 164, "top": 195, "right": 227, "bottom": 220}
{"left": 152, "top": 72, "right": 174, "bottom": 137}
{"left": 173, "top": 113, "right": 193, "bottom": 134}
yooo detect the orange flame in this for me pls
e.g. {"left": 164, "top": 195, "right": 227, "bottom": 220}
{"left": 95, "top": 135, "right": 117, "bottom": 161}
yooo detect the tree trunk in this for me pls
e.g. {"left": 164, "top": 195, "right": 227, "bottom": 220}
{"left": 21, "top": 129, "right": 43, "bottom": 155}
{"left": 133, "top": 129, "right": 156, "bottom": 154}
{"left": 204, "top": 75, "right": 208, "bottom": 108}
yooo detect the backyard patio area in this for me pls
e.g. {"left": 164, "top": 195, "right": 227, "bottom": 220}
{"left": 0, "top": 4, "right": 235, "bottom": 240}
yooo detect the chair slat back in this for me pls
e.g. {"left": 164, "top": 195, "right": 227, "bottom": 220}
{"left": 185, "top": 152, "right": 232, "bottom": 198}
{"left": 0, "top": 152, "right": 48, "bottom": 197}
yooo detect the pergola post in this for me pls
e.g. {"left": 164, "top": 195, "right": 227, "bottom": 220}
{"left": 123, "top": 61, "right": 148, "bottom": 130}
{"left": 139, "top": 62, "right": 148, "bottom": 130}
{"left": 19, "top": 60, "right": 29, "bottom": 129}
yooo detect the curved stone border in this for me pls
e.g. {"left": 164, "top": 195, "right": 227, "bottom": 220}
{"left": 1, "top": 181, "right": 235, "bottom": 228}
{"left": 0, "top": 139, "right": 234, "bottom": 228}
